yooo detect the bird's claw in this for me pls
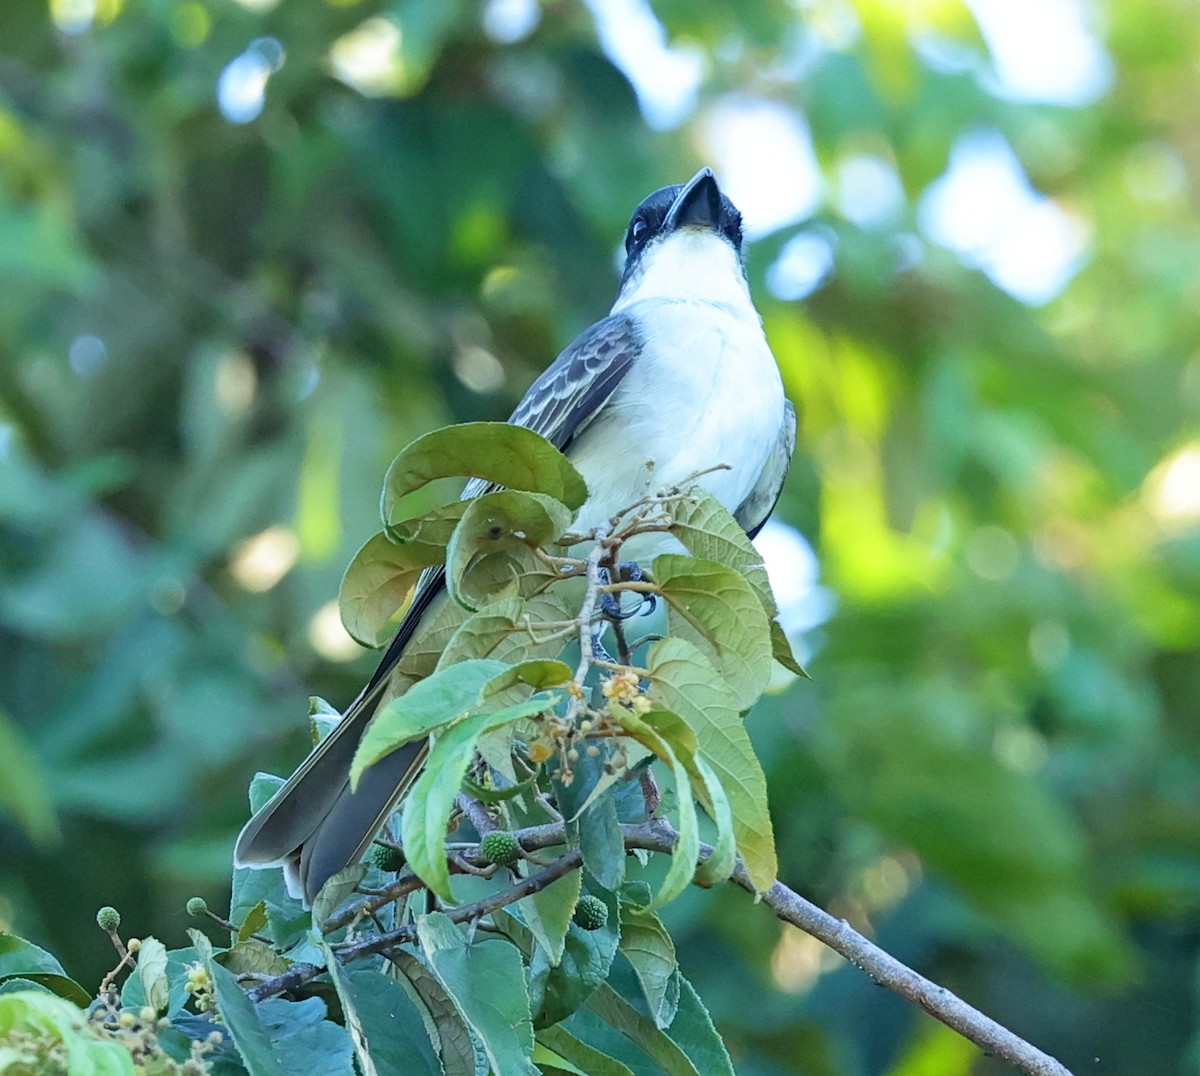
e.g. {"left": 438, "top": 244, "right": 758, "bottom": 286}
{"left": 599, "top": 561, "right": 656, "bottom": 620}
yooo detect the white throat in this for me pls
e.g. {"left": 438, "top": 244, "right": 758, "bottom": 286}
{"left": 611, "top": 229, "right": 756, "bottom": 319}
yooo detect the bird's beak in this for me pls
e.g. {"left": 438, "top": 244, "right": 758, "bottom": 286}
{"left": 663, "top": 167, "right": 723, "bottom": 234}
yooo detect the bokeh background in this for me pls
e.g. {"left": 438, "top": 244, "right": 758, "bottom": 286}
{"left": 2, "top": 0, "right": 1198, "bottom": 1071}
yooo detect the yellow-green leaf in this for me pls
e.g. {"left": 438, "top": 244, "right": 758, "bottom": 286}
{"left": 446, "top": 490, "right": 573, "bottom": 611}
{"left": 382, "top": 422, "right": 587, "bottom": 524}
{"left": 651, "top": 554, "right": 773, "bottom": 710}
{"left": 647, "top": 637, "right": 777, "bottom": 892}
{"left": 338, "top": 531, "right": 441, "bottom": 647}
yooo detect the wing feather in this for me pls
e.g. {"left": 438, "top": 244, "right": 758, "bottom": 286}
{"left": 734, "top": 399, "right": 796, "bottom": 538}
{"left": 370, "top": 314, "right": 641, "bottom": 689}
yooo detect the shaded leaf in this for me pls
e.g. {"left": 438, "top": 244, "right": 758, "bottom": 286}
{"left": 536, "top": 1025, "right": 636, "bottom": 1076}
{"left": 447, "top": 491, "right": 573, "bottom": 611}
{"left": 617, "top": 911, "right": 678, "bottom": 1029}
{"left": 388, "top": 948, "right": 478, "bottom": 1076}
{"left": 584, "top": 983, "right": 699, "bottom": 1076}
{"left": 527, "top": 887, "right": 621, "bottom": 1029}
{"left": 338, "top": 530, "right": 441, "bottom": 647}
{"left": 666, "top": 975, "right": 735, "bottom": 1076}
{"left": 0, "top": 933, "right": 89, "bottom": 1006}
{"left": 417, "top": 912, "right": 537, "bottom": 1075}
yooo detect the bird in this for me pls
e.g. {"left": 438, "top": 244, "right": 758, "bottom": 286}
{"left": 234, "top": 167, "right": 796, "bottom": 905}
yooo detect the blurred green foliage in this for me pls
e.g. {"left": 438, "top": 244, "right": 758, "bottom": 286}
{"left": 1, "top": 0, "right": 1198, "bottom": 1072}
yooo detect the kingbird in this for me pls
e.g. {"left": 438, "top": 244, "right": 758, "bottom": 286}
{"left": 235, "top": 168, "right": 796, "bottom": 904}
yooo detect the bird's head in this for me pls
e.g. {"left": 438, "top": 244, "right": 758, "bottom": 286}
{"left": 613, "top": 168, "right": 749, "bottom": 312}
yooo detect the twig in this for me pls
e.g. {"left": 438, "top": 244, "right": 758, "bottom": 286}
{"left": 246, "top": 852, "right": 583, "bottom": 1002}
{"left": 566, "top": 524, "right": 610, "bottom": 720}
{"left": 240, "top": 818, "right": 1071, "bottom": 1075}
{"left": 456, "top": 792, "right": 497, "bottom": 837}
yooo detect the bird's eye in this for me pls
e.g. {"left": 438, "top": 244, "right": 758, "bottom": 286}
{"left": 630, "top": 217, "right": 648, "bottom": 243}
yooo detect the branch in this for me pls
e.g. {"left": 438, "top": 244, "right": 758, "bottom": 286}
{"left": 243, "top": 818, "right": 1071, "bottom": 1075}
{"left": 246, "top": 850, "right": 582, "bottom": 1003}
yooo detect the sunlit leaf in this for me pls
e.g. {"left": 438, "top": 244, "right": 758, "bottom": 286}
{"left": 382, "top": 422, "right": 587, "bottom": 524}
{"left": 646, "top": 638, "right": 777, "bottom": 892}
{"left": 522, "top": 867, "right": 582, "bottom": 968}
{"left": 402, "top": 695, "right": 559, "bottom": 900}
{"left": 651, "top": 554, "right": 773, "bottom": 709}
{"left": 349, "top": 658, "right": 508, "bottom": 787}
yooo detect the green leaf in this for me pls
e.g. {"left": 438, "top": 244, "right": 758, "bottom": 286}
{"left": 636, "top": 708, "right": 736, "bottom": 885}
{"left": 526, "top": 887, "right": 620, "bottom": 1029}
{"left": 446, "top": 491, "right": 574, "bottom": 611}
{"left": 237, "top": 900, "right": 269, "bottom": 943}
{"left": 387, "top": 499, "right": 472, "bottom": 548}
{"left": 550, "top": 749, "right": 626, "bottom": 891}
{"left": 666, "top": 975, "right": 735, "bottom": 1076}
{"left": 438, "top": 592, "right": 579, "bottom": 678}
{"left": 617, "top": 911, "right": 678, "bottom": 1029}
{"left": 688, "top": 752, "right": 736, "bottom": 888}
{"left": 256, "top": 996, "right": 355, "bottom": 1076}
{"left": 521, "top": 868, "right": 581, "bottom": 967}
{"left": 0, "top": 990, "right": 135, "bottom": 1074}
{"left": 350, "top": 658, "right": 508, "bottom": 787}
{"left": 219, "top": 938, "right": 291, "bottom": 977}
{"left": 402, "top": 695, "right": 558, "bottom": 899}
{"left": 663, "top": 490, "right": 777, "bottom": 615}
{"left": 338, "top": 530, "right": 441, "bottom": 647}
{"left": 344, "top": 966, "right": 443, "bottom": 1076}
{"left": 387, "top": 949, "right": 478, "bottom": 1076}
{"left": 311, "top": 863, "right": 368, "bottom": 929}
{"left": 651, "top": 554, "right": 772, "bottom": 710}
{"left": 135, "top": 936, "right": 170, "bottom": 1013}
{"left": 121, "top": 946, "right": 199, "bottom": 1017}
{"left": 536, "top": 1026, "right": 636, "bottom": 1076}
{"left": 485, "top": 658, "right": 574, "bottom": 695}
{"left": 0, "top": 709, "right": 58, "bottom": 847}
{"left": 584, "top": 983, "right": 699, "bottom": 1076}
{"left": 198, "top": 933, "right": 285, "bottom": 1076}
{"left": 646, "top": 637, "right": 776, "bottom": 891}
{"left": 416, "top": 912, "right": 538, "bottom": 1075}
{"left": 769, "top": 618, "right": 809, "bottom": 677}
{"left": 0, "top": 933, "right": 89, "bottom": 1007}
{"left": 579, "top": 793, "right": 625, "bottom": 892}
{"left": 606, "top": 712, "right": 699, "bottom": 913}
{"left": 382, "top": 422, "right": 587, "bottom": 523}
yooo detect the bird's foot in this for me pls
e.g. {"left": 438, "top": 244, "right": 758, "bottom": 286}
{"left": 598, "top": 562, "right": 657, "bottom": 620}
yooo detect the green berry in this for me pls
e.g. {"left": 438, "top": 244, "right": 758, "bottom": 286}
{"left": 186, "top": 897, "right": 208, "bottom": 918}
{"left": 370, "top": 843, "right": 405, "bottom": 873}
{"left": 479, "top": 830, "right": 521, "bottom": 867}
{"left": 572, "top": 895, "right": 608, "bottom": 931}
{"left": 96, "top": 906, "right": 121, "bottom": 933}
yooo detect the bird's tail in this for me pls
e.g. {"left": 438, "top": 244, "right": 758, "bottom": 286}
{"left": 233, "top": 677, "right": 427, "bottom": 906}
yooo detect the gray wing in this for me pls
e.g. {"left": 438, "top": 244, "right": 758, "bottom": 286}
{"left": 235, "top": 313, "right": 645, "bottom": 892}
{"left": 368, "top": 314, "right": 642, "bottom": 690}
{"left": 734, "top": 399, "right": 796, "bottom": 539}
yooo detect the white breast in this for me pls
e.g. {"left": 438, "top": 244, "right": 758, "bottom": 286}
{"left": 567, "top": 232, "right": 785, "bottom": 555}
